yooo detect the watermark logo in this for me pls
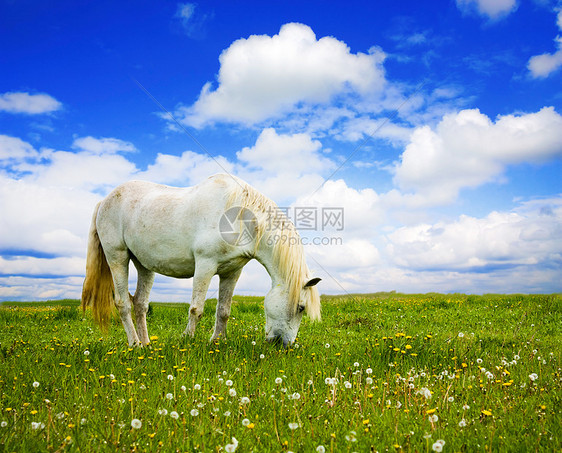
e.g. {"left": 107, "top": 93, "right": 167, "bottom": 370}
{"left": 219, "top": 205, "right": 345, "bottom": 247}
{"left": 219, "top": 207, "right": 257, "bottom": 246}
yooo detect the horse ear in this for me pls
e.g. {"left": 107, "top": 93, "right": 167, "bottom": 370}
{"left": 304, "top": 277, "right": 321, "bottom": 288}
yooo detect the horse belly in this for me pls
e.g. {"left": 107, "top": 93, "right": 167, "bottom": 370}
{"left": 129, "top": 241, "right": 197, "bottom": 278}
{"left": 124, "top": 219, "right": 199, "bottom": 278}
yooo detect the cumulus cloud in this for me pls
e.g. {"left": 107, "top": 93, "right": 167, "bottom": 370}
{"left": 235, "top": 128, "right": 335, "bottom": 202}
{"left": 179, "top": 23, "right": 387, "bottom": 127}
{"left": 456, "top": 0, "right": 518, "bottom": 20}
{"left": 237, "top": 128, "right": 332, "bottom": 175}
{"left": 386, "top": 197, "right": 562, "bottom": 275}
{"left": 0, "top": 91, "right": 62, "bottom": 114}
{"left": 528, "top": 9, "right": 562, "bottom": 78}
{"left": 139, "top": 150, "right": 234, "bottom": 186}
{"left": 393, "top": 107, "right": 562, "bottom": 204}
{"left": 0, "top": 135, "right": 39, "bottom": 160}
{"left": 296, "top": 179, "right": 384, "bottom": 234}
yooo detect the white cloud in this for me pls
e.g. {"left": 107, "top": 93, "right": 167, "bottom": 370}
{"left": 296, "top": 179, "right": 384, "bottom": 234}
{"left": 139, "top": 150, "right": 234, "bottom": 186}
{"left": 456, "top": 0, "right": 518, "bottom": 20}
{"left": 386, "top": 197, "right": 562, "bottom": 274}
{"left": 0, "top": 175, "right": 100, "bottom": 257}
{"left": 393, "top": 107, "right": 562, "bottom": 204}
{"left": 176, "top": 2, "right": 195, "bottom": 22}
{"left": 528, "top": 40, "right": 562, "bottom": 78}
{"left": 0, "top": 135, "right": 38, "bottom": 160}
{"left": 72, "top": 136, "right": 137, "bottom": 155}
{"left": 528, "top": 8, "right": 562, "bottom": 78}
{"left": 234, "top": 128, "right": 335, "bottom": 202}
{"left": 0, "top": 91, "right": 62, "bottom": 114}
{"left": 174, "top": 2, "right": 208, "bottom": 38}
{"left": 179, "top": 23, "right": 387, "bottom": 126}
{"left": 237, "top": 128, "right": 332, "bottom": 175}
{"left": 307, "top": 239, "right": 381, "bottom": 271}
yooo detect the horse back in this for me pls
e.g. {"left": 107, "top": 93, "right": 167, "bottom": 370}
{"left": 95, "top": 177, "right": 234, "bottom": 277}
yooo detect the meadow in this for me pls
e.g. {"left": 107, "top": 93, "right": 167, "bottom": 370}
{"left": 0, "top": 293, "right": 560, "bottom": 452}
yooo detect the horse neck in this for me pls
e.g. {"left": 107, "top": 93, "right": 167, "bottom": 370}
{"left": 254, "top": 239, "right": 285, "bottom": 286}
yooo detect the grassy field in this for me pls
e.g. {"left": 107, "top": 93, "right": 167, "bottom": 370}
{"left": 0, "top": 293, "right": 560, "bottom": 452}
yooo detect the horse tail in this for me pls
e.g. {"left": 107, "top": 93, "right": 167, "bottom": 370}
{"left": 81, "top": 202, "right": 115, "bottom": 331}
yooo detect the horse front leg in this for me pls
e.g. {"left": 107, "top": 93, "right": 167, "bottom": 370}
{"left": 211, "top": 269, "right": 242, "bottom": 342}
{"left": 183, "top": 259, "right": 216, "bottom": 338}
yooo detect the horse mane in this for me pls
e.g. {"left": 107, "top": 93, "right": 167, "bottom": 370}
{"left": 226, "top": 179, "right": 321, "bottom": 321}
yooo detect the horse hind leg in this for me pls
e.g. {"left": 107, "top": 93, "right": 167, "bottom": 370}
{"left": 183, "top": 258, "right": 216, "bottom": 337}
{"left": 132, "top": 258, "right": 155, "bottom": 346}
{"left": 108, "top": 252, "right": 141, "bottom": 347}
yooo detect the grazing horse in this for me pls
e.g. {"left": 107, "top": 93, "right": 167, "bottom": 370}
{"left": 81, "top": 174, "right": 321, "bottom": 347}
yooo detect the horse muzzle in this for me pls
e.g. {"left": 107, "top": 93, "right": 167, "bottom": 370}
{"left": 266, "top": 332, "right": 291, "bottom": 349}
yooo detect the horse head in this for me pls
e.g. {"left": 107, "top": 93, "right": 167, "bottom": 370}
{"left": 264, "top": 277, "right": 321, "bottom": 348}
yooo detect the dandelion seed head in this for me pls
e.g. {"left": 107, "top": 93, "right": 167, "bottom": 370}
{"left": 288, "top": 422, "right": 299, "bottom": 430}
{"left": 170, "top": 411, "right": 179, "bottom": 420}
{"left": 33, "top": 381, "right": 39, "bottom": 388}
{"left": 432, "top": 439, "right": 445, "bottom": 452}
{"left": 166, "top": 393, "right": 174, "bottom": 400}
{"left": 194, "top": 384, "right": 201, "bottom": 390}
{"left": 190, "top": 409, "right": 199, "bottom": 417}
{"left": 131, "top": 419, "right": 142, "bottom": 429}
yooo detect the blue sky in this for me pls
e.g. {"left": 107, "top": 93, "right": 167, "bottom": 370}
{"left": 1, "top": 0, "right": 561, "bottom": 300}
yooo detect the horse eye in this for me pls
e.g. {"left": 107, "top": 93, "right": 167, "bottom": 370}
{"left": 297, "top": 304, "right": 306, "bottom": 314}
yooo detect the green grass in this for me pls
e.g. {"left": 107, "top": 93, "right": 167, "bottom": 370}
{"left": 0, "top": 293, "right": 560, "bottom": 452}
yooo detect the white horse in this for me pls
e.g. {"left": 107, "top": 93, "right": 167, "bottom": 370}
{"left": 81, "top": 174, "right": 321, "bottom": 347}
